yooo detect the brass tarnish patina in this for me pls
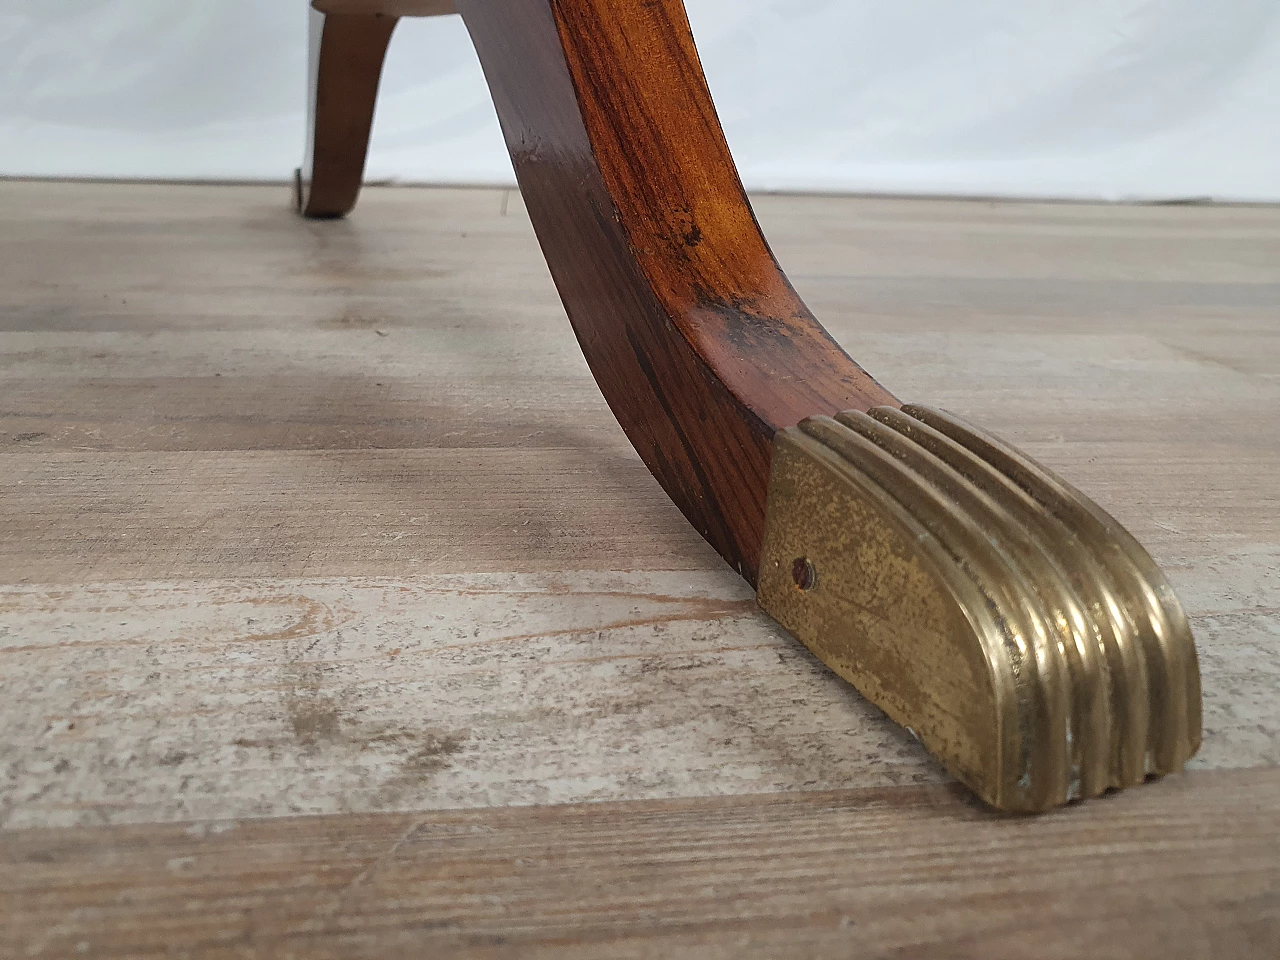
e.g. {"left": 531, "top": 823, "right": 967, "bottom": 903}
{"left": 756, "top": 404, "right": 1202, "bottom": 812}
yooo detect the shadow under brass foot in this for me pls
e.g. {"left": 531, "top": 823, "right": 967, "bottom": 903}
{"left": 757, "top": 405, "right": 1201, "bottom": 813}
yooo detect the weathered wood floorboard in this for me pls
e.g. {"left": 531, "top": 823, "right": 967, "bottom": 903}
{"left": 4, "top": 770, "right": 1278, "bottom": 959}
{"left": 0, "top": 559, "right": 1275, "bottom": 829}
{"left": 1, "top": 181, "right": 1277, "bottom": 957}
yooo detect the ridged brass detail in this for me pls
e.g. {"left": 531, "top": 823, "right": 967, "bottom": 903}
{"left": 756, "top": 405, "right": 1202, "bottom": 812}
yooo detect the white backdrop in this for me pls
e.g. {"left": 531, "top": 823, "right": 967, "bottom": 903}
{"left": 3, "top": 0, "right": 1279, "bottom": 201}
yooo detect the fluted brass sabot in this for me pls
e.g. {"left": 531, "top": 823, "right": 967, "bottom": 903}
{"left": 757, "top": 404, "right": 1201, "bottom": 812}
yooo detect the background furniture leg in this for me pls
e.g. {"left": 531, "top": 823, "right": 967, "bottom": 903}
{"left": 296, "top": 7, "right": 398, "bottom": 219}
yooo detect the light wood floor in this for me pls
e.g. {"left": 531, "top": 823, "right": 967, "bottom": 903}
{"left": 2, "top": 181, "right": 1278, "bottom": 958}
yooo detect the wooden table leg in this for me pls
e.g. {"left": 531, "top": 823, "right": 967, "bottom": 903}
{"left": 458, "top": 0, "right": 897, "bottom": 579}
{"left": 296, "top": 7, "right": 399, "bottom": 218}
{"left": 295, "top": 0, "right": 1202, "bottom": 813}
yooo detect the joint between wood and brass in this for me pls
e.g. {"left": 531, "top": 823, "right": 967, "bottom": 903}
{"left": 292, "top": 0, "right": 1206, "bottom": 813}
{"left": 756, "top": 404, "right": 1202, "bottom": 812}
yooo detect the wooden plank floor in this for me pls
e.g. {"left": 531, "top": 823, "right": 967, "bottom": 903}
{"left": 2, "top": 181, "right": 1278, "bottom": 958}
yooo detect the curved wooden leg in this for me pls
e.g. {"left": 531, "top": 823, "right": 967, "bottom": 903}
{"left": 458, "top": 0, "right": 896, "bottom": 580}
{"left": 447, "top": 0, "right": 1200, "bottom": 812}
{"left": 302, "top": 0, "right": 1199, "bottom": 812}
{"left": 296, "top": 6, "right": 398, "bottom": 219}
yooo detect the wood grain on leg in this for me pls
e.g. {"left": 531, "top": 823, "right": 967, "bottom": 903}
{"left": 457, "top": 0, "right": 897, "bottom": 580}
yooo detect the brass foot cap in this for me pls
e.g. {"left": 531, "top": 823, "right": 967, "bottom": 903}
{"left": 757, "top": 404, "right": 1201, "bottom": 813}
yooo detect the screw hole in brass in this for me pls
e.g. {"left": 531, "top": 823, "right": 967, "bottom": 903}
{"left": 791, "top": 557, "right": 817, "bottom": 591}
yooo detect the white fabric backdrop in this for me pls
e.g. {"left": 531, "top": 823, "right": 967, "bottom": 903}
{"left": 3, "top": 0, "right": 1279, "bottom": 201}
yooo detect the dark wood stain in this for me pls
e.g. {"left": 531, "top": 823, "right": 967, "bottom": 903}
{"left": 456, "top": 0, "right": 898, "bottom": 581}
{"left": 299, "top": 13, "right": 399, "bottom": 219}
